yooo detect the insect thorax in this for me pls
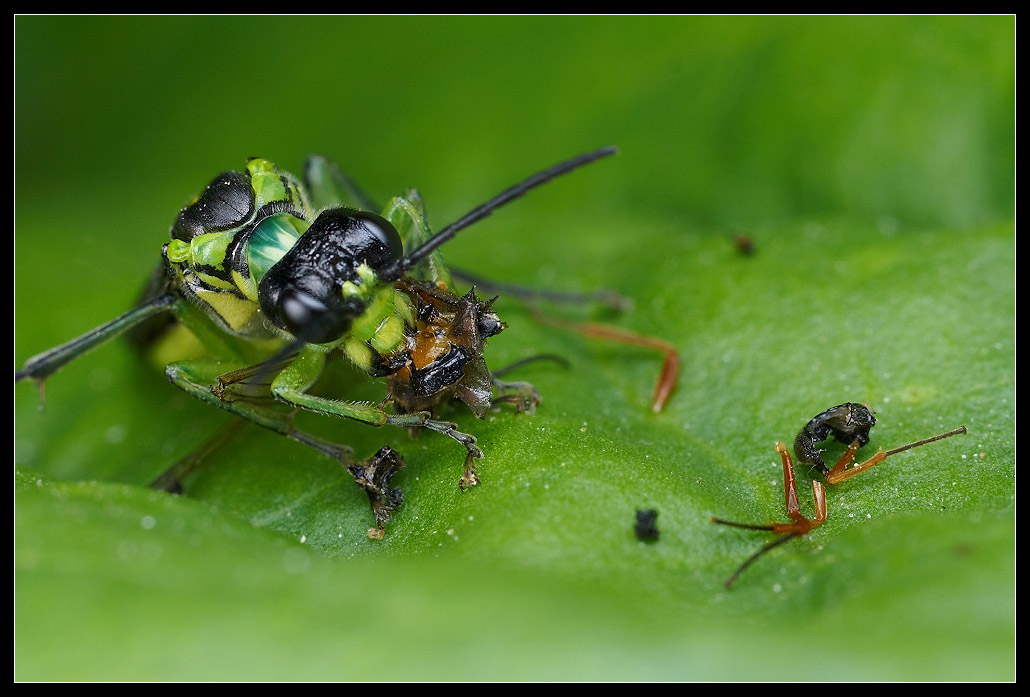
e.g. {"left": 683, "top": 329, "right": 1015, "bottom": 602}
{"left": 163, "top": 158, "right": 313, "bottom": 338}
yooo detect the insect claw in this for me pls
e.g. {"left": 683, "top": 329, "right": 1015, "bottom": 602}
{"left": 460, "top": 452, "right": 481, "bottom": 491}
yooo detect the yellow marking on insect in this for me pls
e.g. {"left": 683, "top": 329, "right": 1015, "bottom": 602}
{"left": 370, "top": 314, "right": 406, "bottom": 355}
{"left": 195, "top": 289, "right": 260, "bottom": 333}
{"left": 233, "top": 269, "right": 258, "bottom": 303}
{"left": 194, "top": 272, "right": 236, "bottom": 291}
{"left": 343, "top": 339, "right": 373, "bottom": 371}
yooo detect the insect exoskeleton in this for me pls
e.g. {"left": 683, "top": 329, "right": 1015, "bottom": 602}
{"left": 712, "top": 402, "right": 966, "bottom": 588}
{"left": 18, "top": 147, "right": 677, "bottom": 538}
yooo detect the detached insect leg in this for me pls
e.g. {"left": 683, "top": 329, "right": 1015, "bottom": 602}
{"left": 712, "top": 416, "right": 967, "bottom": 588}
{"left": 270, "top": 345, "right": 483, "bottom": 489}
{"left": 825, "top": 427, "right": 969, "bottom": 485}
{"left": 712, "top": 442, "right": 827, "bottom": 589}
{"left": 531, "top": 310, "right": 680, "bottom": 413}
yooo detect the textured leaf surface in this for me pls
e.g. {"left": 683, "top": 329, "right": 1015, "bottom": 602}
{"left": 16, "top": 16, "right": 1013, "bottom": 681}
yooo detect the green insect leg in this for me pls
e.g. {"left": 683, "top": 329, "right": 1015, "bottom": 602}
{"left": 162, "top": 359, "right": 420, "bottom": 533}
{"left": 382, "top": 191, "right": 454, "bottom": 289}
{"left": 271, "top": 345, "right": 483, "bottom": 489}
{"left": 149, "top": 419, "right": 248, "bottom": 493}
{"left": 164, "top": 358, "right": 354, "bottom": 467}
{"left": 16, "top": 293, "right": 178, "bottom": 397}
{"left": 303, "top": 155, "right": 379, "bottom": 211}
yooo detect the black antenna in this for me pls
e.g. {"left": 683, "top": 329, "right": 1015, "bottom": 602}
{"left": 380, "top": 146, "right": 618, "bottom": 281}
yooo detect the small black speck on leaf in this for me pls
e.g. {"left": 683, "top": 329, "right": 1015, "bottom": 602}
{"left": 635, "top": 509, "right": 659, "bottom": 541}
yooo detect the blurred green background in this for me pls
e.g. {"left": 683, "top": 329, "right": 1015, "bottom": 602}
{"left": 15, "top": 16, "right": 1013, "bottom": 680}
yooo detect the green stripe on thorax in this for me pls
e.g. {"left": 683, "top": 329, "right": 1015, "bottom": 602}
{"left": 247, "top": 158, "right": 311, "bottom": 214}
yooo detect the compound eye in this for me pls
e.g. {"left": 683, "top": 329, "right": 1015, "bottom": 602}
{"left": 352, "top": 211, "right": 404, "bottom": 266}
{"left": 477, "top": 313, "right": 505, "bottom": 339}
{"left": 277, "top": 288, "right": 361, "bottom": 344}
{"left": 280, "top": 288, "right": 328, "bottom": 334}
{"left": 171, "top": 170, "right": 255, "bottom": 241}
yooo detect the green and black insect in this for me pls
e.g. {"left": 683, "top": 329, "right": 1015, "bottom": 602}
{"left": 17, "top": 147, "right": 670, "bottom": 537}
{"left": 712, "top": 402, "right": 967, "bottom": 588}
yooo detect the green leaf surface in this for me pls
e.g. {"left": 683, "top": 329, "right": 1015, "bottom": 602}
{"left": 16, "top": 16, "right": 1014, "bottom": 681}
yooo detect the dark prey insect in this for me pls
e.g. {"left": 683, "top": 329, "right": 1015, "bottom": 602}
{"left": 16, "top": 147, "right": 679, "bottom": 538}
{"left": 712, "top": 402, "right": 966, "bottom": 588}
